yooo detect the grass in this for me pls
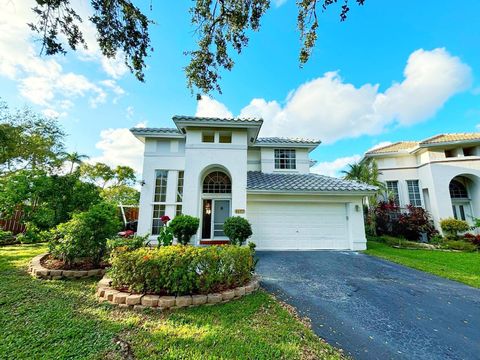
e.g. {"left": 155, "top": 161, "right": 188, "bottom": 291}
{"left": 0, "top": 244, "right": 344, "bottom": 359}
{"left": 365, "top": 241, "right": 480, "bottom": 288}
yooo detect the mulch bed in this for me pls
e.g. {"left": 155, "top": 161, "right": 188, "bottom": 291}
{"left": 41, "top": 254, "right": 109, "bottom": 271}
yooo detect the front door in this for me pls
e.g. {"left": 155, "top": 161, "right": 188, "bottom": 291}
{"left": 452, "top": 201, "right": 473, "bottom": 224}
{"left": 213, "top": 199, "right": 231, "bottom": 238}
{"left": 201, "top": 199, "right": 231, "bottom": 239}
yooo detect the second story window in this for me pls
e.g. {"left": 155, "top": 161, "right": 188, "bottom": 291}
{"left": 154, "top": 170, "right": 168, "bottom": 202}
{"left": 386, "top": 181, "right": 400, "bottom": 206}
{"left": 407, "top": 180, "right": 422, "bottom": 207}
{"left": 274, "top": 149, "right": 296, "bottom": 170}
{"left": 202, "top": 131, "right": 215, "bottom": 143}
{"left": 219, "top": 132, "right": 232, "bottom": 143}
{"left": 177, "top": 171, "right": 184, "bottom": 202}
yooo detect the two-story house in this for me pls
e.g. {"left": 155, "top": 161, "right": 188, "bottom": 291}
{"left": 131, "top": 116, "right": 375, "bottom": 250}
{"left": 364, "top": 133, "right": 480, "bottom": 230}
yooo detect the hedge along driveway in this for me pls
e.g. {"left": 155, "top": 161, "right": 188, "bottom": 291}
{"left": 0, "top": 244, "right": 345, "bottom": 359}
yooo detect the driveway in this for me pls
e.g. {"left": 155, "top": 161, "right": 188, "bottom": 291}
{"left": 256, "top": 251, "right": 480, "bottom": 360}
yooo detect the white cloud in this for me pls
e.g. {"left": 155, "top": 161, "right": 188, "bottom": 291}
{"left": 0, "top": 0, "right": 126, "bottom": 114}
{"left": 126, "top": 106, "right": 135, "bottom": 119}
{"left": 311, "top": 155, "right": 362, "bottom": 177}
{"left": 195, "top": 96, "right": 233, "bottom": 118}
{"left": 90, "top": 127, "right": 144, "bottom": 173}
{"left": 273, "top": 0, "right": 288, "bottom": 7}
{"left": 211, "top": 48, "right": 472, "bottom": 144}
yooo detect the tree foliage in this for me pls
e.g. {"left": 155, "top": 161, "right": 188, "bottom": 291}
{"left": 101, "top": 185, "right": 140, "bottom": 205}
{"left": 342, "top": 158, "right": 384, "bottom": 189}
{"left": 0, "top": 102, "right": 65, "bottom": 173}
{"left": 26, "top": 0, "right": 365, "bottom": 94}
{"left": 80, "top": 163, "right": 136, "bottom": 188}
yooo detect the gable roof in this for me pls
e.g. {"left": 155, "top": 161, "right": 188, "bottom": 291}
{"left": 419, "top": 133, "right": 480, "bottom": 146}
{"left": 365, "top": 141, "right": 419, "bottom": 155}
{"left": 247, "top": 171, "right": 376, "bottom": 193}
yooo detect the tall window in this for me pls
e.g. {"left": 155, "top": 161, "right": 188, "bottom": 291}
{"left": 177, "top": 171, "right": 184, "bottom": 202}
{"left": 274, "top": 149, "right": 296, "bottom": 170}
{"left": 154, "top": 170, "right": 168, "bottom": 202}
{"left": 407, "top": 180, "right": 422, "bottom": 207}
{"left": 152, "top": 204, "right": 166, "bottom": 235}
{"left": 203, "top": 171, "right": 231, "bottom": 193}
{"left": 386, "top": 181, "right": 400, "bottom": 206}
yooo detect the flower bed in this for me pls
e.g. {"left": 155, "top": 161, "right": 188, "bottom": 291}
{"left": 109, "top": 245, "right": 255, "bottom": 296}
{"left": 97, "top": 275, "right": 260, "bottom": 310}
{"left": 29, "top": 253, "right": 106, "bottom": 279}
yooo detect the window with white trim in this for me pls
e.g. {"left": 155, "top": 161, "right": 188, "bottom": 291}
{"left": 176, "top": 205, "right": 182, "bottom": 216}
{"left": 177, "top": 171, "right": 184, "bottom": 202}
{"left": 407, "top": 180, "right": 422, "bottom": 207}
{"left": 153, "top": 170, "right": 168, "bottom": 202}
{"left": 274, "top": 149, "right": 296, "bottom": 170}
{"left": 386, "top": 181, "right": 400, "bottom": 206}
{"left": 152, "top": 204, "right": 166, "bottom": 235}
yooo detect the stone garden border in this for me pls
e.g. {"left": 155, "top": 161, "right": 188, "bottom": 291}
{"left": 96, "top": 275, "right": 260, "bottom": 311}
{"left": 29, "top": 253, "right": 106, "bottom": 280}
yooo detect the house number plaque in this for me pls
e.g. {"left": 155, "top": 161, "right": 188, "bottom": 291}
{"left": 235, "top": 209, "right": 245, "bottom": 214}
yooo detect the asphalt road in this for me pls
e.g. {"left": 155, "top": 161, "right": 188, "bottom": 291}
{"left": 256, "top": 251, "right": 480, "bottom": 360}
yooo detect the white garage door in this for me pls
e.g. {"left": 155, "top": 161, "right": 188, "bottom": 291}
{"left": 248, "top": 201, "right": 350, "bottom": 250}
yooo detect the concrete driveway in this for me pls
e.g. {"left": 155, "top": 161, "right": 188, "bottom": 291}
{"left": 256, "top": 251, "right": 480, "bottom": 360}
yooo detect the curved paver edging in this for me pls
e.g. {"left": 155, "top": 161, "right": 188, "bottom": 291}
{"left": 29, "top": 253, "right": 106, "bottom": 280}
{"left": 96, "top": 276, "right": 260, "bottom": 310}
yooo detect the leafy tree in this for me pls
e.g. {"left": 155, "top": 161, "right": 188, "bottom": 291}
{"left": 342, "top": 158, "right": 385, "bottom": 189}
{"left": 63, "top": 152, "right": 89, "bottom": 174}
{"left": 80, "top": 163, "right": 136, "bottom": 188}
{"left": 0, "top": 102, "right": 65, "bottom": 173}
{"left": 101, "top": 185, "right": 140, "bottom": 205}
{"left": 24, "top": 0, "right": 365, "bottom": 94}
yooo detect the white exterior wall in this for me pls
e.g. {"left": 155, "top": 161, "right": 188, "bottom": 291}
{"left": 182, "top": 129, "right": 248, "bottom": 244}
{"left": 247, "top": 193, "right": 367, "bottom": 250}
{"left": 137, "top": 138, "right": 186, "bottom": 236}
{"left": 259, "top": 148, "right": 310, "bottom": 174}
{"left": 376, "top": 152, "right": 480, "bottom": 231}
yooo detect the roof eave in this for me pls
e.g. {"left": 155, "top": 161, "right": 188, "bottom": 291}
{"left": 246, "top": 189, "right": 376, "bottom": 196}
{"left": 419, "top": 139, "right": 480, "bottom": 148}
{"left": 252, "top": 142, "right": 321, "bottom": 152}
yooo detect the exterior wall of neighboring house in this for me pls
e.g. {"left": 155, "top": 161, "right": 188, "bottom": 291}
{"left": 372, "top": 145, "right": 480, "bottom": 231}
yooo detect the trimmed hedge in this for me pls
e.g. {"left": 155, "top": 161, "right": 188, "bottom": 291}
{"left": 110, "top": 245, "right": 254, "bottom": 295}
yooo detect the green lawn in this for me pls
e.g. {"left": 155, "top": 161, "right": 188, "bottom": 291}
{"left": 365, "top": 241, "right": 480, "bottom": 288}
{"left": 0, "top": 245, "right": 344, "bottom": 360}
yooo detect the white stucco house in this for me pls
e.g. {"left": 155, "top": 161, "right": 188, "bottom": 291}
{"left": 131, "top": 116, "right": 375, "bottom": 250}
{"left": 364, "top": 133, "right": 480, "bottom": 231}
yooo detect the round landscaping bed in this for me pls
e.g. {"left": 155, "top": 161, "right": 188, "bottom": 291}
{"left": 29, "top": 253, "right": 107, "bottom": 279}
{"left": 98, "top": 244, "right": 258, "bottom": 310}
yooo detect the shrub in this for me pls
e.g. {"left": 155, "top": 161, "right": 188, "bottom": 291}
{"left": 106, "top": 234, "right": 148, "bottom": 258}
{"left": 441, "top": 240, "right": 477, "bottom": 252}
{"left": 440, "top": 218, "right": 470, "bottom": 239}
{"left": 464, "top": 233, "right": 480, "bottom": 248}
{"left": 223, "top": 216, "right": 253, "bottom": 245}
{"left": 429, "top": 234, "right": 444, "bottom": 245}
{"left": 169, "top": 215, "right": 200, "bottom": 245}
{"left": 49, "top": 202, "right": 121, "bottom": 266}
{"left": 110, "top": 245, "right": 254, "bottom": 295}
{"left": 16, "top": 222, "right": 43, "bottom": 244}
{"left": 0, "top": 229, "right": 15, "bottom": 245}
{"left": 157, "top": 215, "right": 173, "bottom": 246}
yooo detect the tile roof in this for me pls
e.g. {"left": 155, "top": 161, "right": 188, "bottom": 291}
{"left": 366, "top": 141, "right": 419, "bottom": 154}
{"left": 247, "top": 171, "right": 377, "bottom": 192}
{"left": 255, "top": 137, "right": 320, "bottom": 145}
{"left": 172, "top": 115, "right": 262, "bottom": 124}
{"left": 130, "top": 127, "right": 181, "bottom": 134}
{"left": 420, "top": 133, "right": 480, "bottom": 145}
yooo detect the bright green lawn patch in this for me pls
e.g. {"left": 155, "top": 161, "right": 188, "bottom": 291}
{"left": 0, "top": 245, "right": 344, "bottom": 359}
{"left": 365, "top": 241, "right": 480, "bottom": 288}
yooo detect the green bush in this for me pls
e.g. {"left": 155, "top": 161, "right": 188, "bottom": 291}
{"left": 49, "top": 202, "right": 121, "bottom": 266}
{"left": 440, "top": 218, "right": 470, "bottom": 239}
{"left": 223, "top": 216, "right": 253, "bottom": 245}
{"left": 441, "top": 240, "right": 477, "bottom": 252}
{"left": 169, "top": 215, "right": 200, "bottom": 245}
{"left": 429, "top": 234, "right": 444, "bottom": 245}
{"left": 0, "top": 229, "right": 15, "bottom": 245}
{"left": 106, "top": 235, "right": 148, "bottom": 258}
{"left": 16, "top": 223, "right": 43, "bottom": 244}
{"left": 110, "top": 245, "right": 254, "bottom": 295}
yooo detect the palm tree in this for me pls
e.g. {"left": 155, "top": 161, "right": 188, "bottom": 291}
{"left": 64, "top": 152, "right": 89, "bottom": 174}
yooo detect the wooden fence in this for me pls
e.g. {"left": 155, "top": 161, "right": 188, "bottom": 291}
{"left": 0, "top": 210, "right": 25, "bottom": 234}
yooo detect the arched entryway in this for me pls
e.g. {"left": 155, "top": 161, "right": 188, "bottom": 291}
{"left": 449, "top": 176, "right": 475, "bottom": 224}
{"left": 201, "top": 170, "right": 232, "bottom": 239}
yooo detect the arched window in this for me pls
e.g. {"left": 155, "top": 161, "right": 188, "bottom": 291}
{"left": 203, "top": 171, "right": 231, "bottom": 193}
{"left": 449, "top": 179, "right": 468, "bottom": 199}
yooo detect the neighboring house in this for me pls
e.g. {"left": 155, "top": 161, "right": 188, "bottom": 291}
{"left": 364, "top": 133, "right": 480, "bottom": 231}
{"left": 131, "top": 116, "right": 375, "bottom": 250}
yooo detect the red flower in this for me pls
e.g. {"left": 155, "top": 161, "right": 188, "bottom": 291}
{"left": 161, "top": 215, "right": 171, "bottom": 224}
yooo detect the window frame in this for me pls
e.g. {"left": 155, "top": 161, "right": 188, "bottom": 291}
{"left": 151, "top": 204, "right": 166, "bottom": 235}
{"left": 406, "top": 180, "right": 422, "bottom": 207}
{"left": 177, "top": 171, "right": 184, "bottom": 202}
{"left": 385, "top": 180, "right": 400, "bottom": 206}
{"left": 153, "top": 170, "right": 168, "bottom": 202}
{"left": 219, "top": 131, "right": 232, "bottom": 143}
{"left": 274, "top": 148, "right": 296, "bottom": 170}
{"left": 202, "top": 131, "right": 215, "bottom": 143}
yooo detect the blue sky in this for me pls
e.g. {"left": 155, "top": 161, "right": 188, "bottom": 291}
{"left": 1, "top": 0, "right": 479, "bottom": 176}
